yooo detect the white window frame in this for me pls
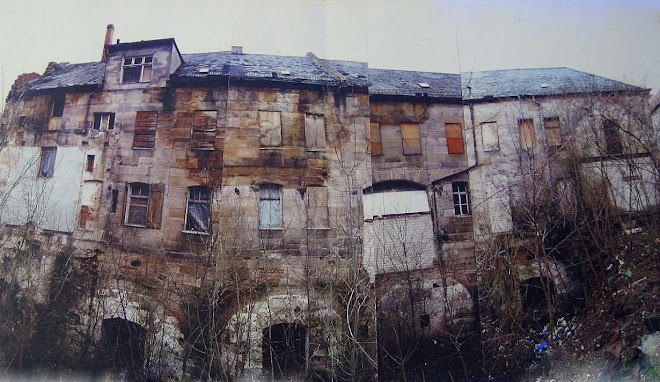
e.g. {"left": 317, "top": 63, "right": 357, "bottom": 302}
{"left": 184, "top": 186, "right": 212, "bottom": 234}
{"left": 121, "top": 56, "right": 153, "bottom": 83}
{"left": 93, "top": 112, "right": 115, "bottom": 131}
{"left": 452, "top": 182, "right": 470, "bottom": 216}
{"left": 260, "top": 184, "right": 282, "bottom": 229}
{"left": 125, "top": 183, "right": 150, "bottom": 227}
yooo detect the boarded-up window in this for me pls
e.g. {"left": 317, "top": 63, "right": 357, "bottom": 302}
{"left": 544, "top": 118, "right": 562, "bottom": 147}
{"left": 401, "top": 123, "right": 422, "bottom": 155}
{"left": 603, "top": 120, "right": 623, "bottom": 155}
{"left": 306, "top": 186, "right": 329, "bottom": 228}
{"left": 519, "top": 119, "right": 536, "bottom": 149}
{"left": 259, "top": 111, "right": 282, "bottom": 147}
{"left": 133, "top": 111, "right": 158, "bottom": 149}
{"left": 191, "top": 111, "right": 217, "bottom": 150}
{"left": 446, "top": 123, "right": 465, "bottom": 154}
{"left": 370, "top": 122, "right": 383, "bottom": 155}
{"left": 39, "top": 147, "right": 56, "bottom": 178}
{"left": 125, "top": 182, "right": 164, "bottom": 229}
{"left": 482, "top": 122, "right": 499, "bottom": 152}
{"left": 260, "top": 184, "right": 282, "bottom": 229}
{"left": 185, "top": 186, "right": 212, "bottom": 233}
{"left": 305, "top": 114, "right": 326, "bottom": 150}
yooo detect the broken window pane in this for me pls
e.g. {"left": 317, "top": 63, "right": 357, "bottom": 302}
{"left": 185, "top": 186, "right": 212, "bottom": 233}
{"left": 122, "top": 56, "right": 153, "bottom": 83}
{"left": 126, "top": 183, "right": 149, "bottom": 226}
{"left": 39, "top": 147, "right": 56, "bottom": 178}
{"left": 93, "top": 112, "right": 115, "bottom": 130}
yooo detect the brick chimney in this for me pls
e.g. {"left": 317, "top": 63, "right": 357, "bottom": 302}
{"left": 101, "top": 24, "right": 114, "bottom": 60}
{"left": 231, "top": 46, "right": 243, "bottom": 54}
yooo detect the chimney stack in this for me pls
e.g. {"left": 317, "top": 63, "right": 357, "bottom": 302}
{"left": 231, "top": 46, "right": 243, "bottom": 54}
{"left": 102, "top": 24, "right": 115, "bottom": 60}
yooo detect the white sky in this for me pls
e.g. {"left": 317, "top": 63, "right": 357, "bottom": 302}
{"left": 1, "top": 0, "right": 658, "bottom": 109}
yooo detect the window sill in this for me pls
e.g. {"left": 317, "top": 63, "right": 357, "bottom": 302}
{"left": 259, "top": 147, "right": 283, "bottom": 150}
{"left": 307, "top": 227, "right": 331, "bottom": 231}
{"left": 182, "top": 230, "right": 211, "bottom": 236}
{"left": 132, "top": 147, "right": 155, "bottom": 150}
{"left": 124, "top": 223, "right": 147, "bottom": 228}
{"left": 305, "top": 149, "right": 327, "bottom": 153}
{"left": 260, "top": 227, "right": 284, "bottom": 231}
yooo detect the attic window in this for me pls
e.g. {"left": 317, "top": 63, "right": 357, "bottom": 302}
{"left": 418, "top": 83, "right": 430, "bottom": 88}
{"left": 540, "top": 83, "right": 549, "bottom": 88}
{"left": 198, "top": 68, "right": 210, "bottom": 73}
{"left": 280, "top": 70, "right": 291, "bottom": 75}
{"left": 122, "top": 56, "right": 153, "bottom": 83}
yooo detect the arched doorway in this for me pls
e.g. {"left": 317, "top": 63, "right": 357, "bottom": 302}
{"left": 262, "top": 323, "right": 307, "bottom": 379}
{"left": 100, "top": 317, "right": 146, "bottom": 379}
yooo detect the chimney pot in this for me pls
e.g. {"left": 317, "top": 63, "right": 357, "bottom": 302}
{"left": 231, "top": 46, "right": 243, "bottom": 54}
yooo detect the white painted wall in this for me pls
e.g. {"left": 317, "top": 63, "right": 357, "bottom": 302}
{"left": 0, "top": 146, "right": 85, "bottom": 232}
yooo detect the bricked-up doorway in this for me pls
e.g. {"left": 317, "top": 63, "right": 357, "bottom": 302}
{"left": 262, "top": 323, "right": 307, "bottom": 378}
{"left": 101, "top": 318, "right": 146, "bottom": 379}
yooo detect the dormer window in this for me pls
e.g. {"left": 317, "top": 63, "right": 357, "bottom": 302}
{"left": 122, "top": 56, "right": 153, "bottom": 83}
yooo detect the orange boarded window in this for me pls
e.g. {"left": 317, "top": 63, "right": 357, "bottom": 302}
{"left": 370, "top": 122, "right": 383, "bottom": 155}
{"left": 519, "top": 119, "right": 536, "bottom": 149}
{"left": 401, "top": 123, "right": 421, "bottom": 155}
{"left": 446, "top": 123, "right": 465, "bottom": 154}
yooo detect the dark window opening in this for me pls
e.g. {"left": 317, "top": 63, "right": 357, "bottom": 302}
{"left": 86, "top": 155, "right": 95, "bottom": 172}
{"left": 122, "top": 56, "right": 153, "bottom": 83}
{"left": 52, "top": 97, "right": 65, "bottom": 117}
{"left": 420, "top": 314, "right": 431, "bottom": 327}
{"left": 39, "top": 147, "right": 56, "bottom": 178}
{"left": 185, "top": 186, "right": 212, "bottom": 233}
{"left": 94, "top": 113, "right": 115, "bottom": 130}
{"left": 100, "top": 318, "right": 146, "bottom": 379}
{"left": 111, "top": 190, "right": 119, "bottom": 214}
{"left": 520, "top": 277, "right": 555, "bottom": 328}
{"left": 603, "top": 120, "right": 623, "bottom": 155}
{"left": 262, "top": 323, "right": 307, "bottom": 378}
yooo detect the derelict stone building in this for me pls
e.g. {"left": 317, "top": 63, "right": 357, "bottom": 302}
{"left": 0, "top": 25, "right": 654, "bottom": 381}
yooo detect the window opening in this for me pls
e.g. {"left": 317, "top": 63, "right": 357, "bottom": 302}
{"left": 132, "top": 111, "right": 158, "bottom": 149}
{"left": 304, "top": 114, "right": 326, "bottom": 150}
{"left": 39, "top": 147, "right": 56, "bottom": 178}
{"left": 122, "top": 56, "right": 153, "bottom": 83}
{"left": 519, "top": 119, "right": 536, "bottom": 149}
{"left": 259, "top": 111, "right": 282, "bottom": 147}
{"left": 185, "top": 186, "right": 212, "bottom": 233}
{"left": 260, "top": 184, "right": 282, "bottom": 229}
{"left": 86, "top": 155, "right": 95, "bottom": 172}
{"left": 544, "top": 118, "right": 562, "bottom": 148}
{"left": 446, "top": 123, "right": 465, "bottom": 154}
{"left": 101, "top": 318, "right": 146, "bottom": 379}
{"left": 370, "top": 122, "right": 383, "bottom": 155}
{"left": 126, "top": 183, "right": 149, "bottom": 226}
{"left": 603, "top": 120, "right": 623, "bottom": 155}
{"left": 262, "top": 323, "right": 307, "bottom": 378}
{"left": 452, "top": 182, "right": 470, "bottom": 216}
{"left": 420, "top": 314, "right": 431, "bottom": 327}
{"left": 52, "top": 96, "right": 65, "bottom": 117}
{"left": 94, "top": 112, "right": 115, "bottom": 130}
{"left": 110, "top": 190, "right": 119, "bottom": 214}
{"left": 401, "top": 123, "right": 421, "bottom": 155}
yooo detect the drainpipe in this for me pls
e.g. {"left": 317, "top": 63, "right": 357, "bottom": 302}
{"left": 532, "top": 95, "right": 553, "bottom": 186}
{"left": 467, "top": 86, "right": 479, "bottom": 167}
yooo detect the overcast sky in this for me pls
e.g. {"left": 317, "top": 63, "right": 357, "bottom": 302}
{"left": 1, "top": 0, "right": 658, "bottom": 108}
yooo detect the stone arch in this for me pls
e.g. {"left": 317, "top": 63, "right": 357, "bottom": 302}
{"left": 371, "top": 168, "right": 430, "bottom": 186}
{"left": 222, "top": 291, "right": 338, "bottom": 380}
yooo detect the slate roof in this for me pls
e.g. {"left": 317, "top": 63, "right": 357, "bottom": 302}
{"left": 172, "top": 52, "right": 369, "bottom": 87}
{"left": 462, "top": 67, "right": 644, "bottom": 100}
{"left": 367, "top": 68, "right": 461, "bottom": 98}
{"left": 26, "top": 61, "right": 105, "bottom": 91}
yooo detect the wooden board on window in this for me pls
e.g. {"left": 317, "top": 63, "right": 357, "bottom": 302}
{"left": 191, "top": 111, "right": 217, "bottom": 150}
{"left": 370, "top": 122, "right": 383, "bottom": 155}
{"left": 401, "top": 123, "right": 421, "bottom": 155}
{"left": 446, "top": 123, "right": 465, "bottom": 154}
{"left": 259, "top": 111, "right": 282, "bottom": 147}
{"left": 133, "top": 111, "right": 158, "bottom": 149}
